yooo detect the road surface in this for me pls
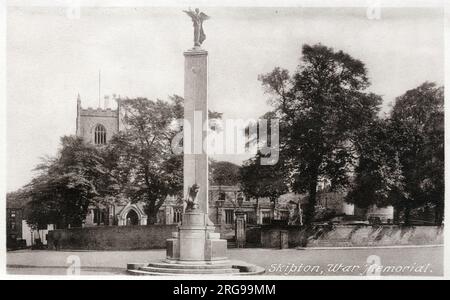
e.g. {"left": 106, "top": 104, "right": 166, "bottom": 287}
{"left": 7, "top": 246, "right": 443, "bottom": 277}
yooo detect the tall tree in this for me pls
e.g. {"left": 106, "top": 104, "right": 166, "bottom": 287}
{"left": 108, "top": 96, "right": 184, "bottom": 224}
{"left": 240, "top": 151, "right": 288, "bottom": 206}
{"left": 26, "top": 136, "right": 107, "bottom": 229}
{"left": 345, "top": 119, "right": 407, "bottom": 218}
{"left": 209, "top": 160, "right": 241, "bottom": 186}
{"left": 390, "top": 82, "right": 444, "bottom": 225}
{"left": 258, "top": 44, "right": 381, "bottom": 224}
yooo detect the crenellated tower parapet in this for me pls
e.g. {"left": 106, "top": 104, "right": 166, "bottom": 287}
{"left": 75, "top": 94, "right": 122, "bottom": 145}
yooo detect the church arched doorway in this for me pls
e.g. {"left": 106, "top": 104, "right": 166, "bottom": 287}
{"left": 126, "top": 209, "right": 139, "bottom": 226}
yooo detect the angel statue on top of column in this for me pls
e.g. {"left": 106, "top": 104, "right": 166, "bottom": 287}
{"left": 183, "top": 8, "right": 210, "bottom": 48}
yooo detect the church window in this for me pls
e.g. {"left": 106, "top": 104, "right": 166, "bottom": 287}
{"left": 279, "top": 211, "right": 289, "bottom": 221}
{"left": 94, "top": 124, "right": 107, "bottom": 145}
{"left": 218, "top": 192, "right": 226, "bottom": 201}
{"left": 93, "top": 208, "right": 105, "bottom": 225}
{"left": 225, "top": 210, "right": 234, "bottom": 224}
{"left": 261, "top": 211, "right": 271, "bottom": 224}
{"left": 173, "top": 208, "right": 183, "bottom": 223}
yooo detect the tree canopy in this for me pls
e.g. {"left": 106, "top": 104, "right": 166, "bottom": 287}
{"left": 348, "top": 82, "right": 444, "bottom": 225}
{"left": 209, "top": 160, "right": 241, "bottom": 186}
{"left": 240, "top": 151, "right": 288, "bottom": 204}
{"left": 258, "top": 43, "right": 382, "bottom": 224}
{"left": 345, "top": 119, "right": 406, "bottom": 210}
{"left": 107, "top": 96, "right": 184, "bottom": 224}
{"left": 25, "top": 136, "right": 108, "bottom": 229}
{"left": 390, "top": 82, "right": 444, "bottom": 225}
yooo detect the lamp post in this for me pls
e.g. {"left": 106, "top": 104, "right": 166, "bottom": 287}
{"left": 235, "top": 191, "right": 246, "bottom": 248}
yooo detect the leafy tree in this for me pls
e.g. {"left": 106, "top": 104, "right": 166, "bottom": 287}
{"left": 390, "top": 82, "right": 444, "bottom": 225}
{"left": 240, "top": 151, "right": 288, "bottom": 207}
{"left": 25, "top": 136, "right": 107, "bottom": 229}
{"left": 209, "top": 160, "right": 241, "bottom": 186}
{"left": 108, "top": 96, "right": 184, "bottom": 224}
{"left": 345, "top": 119, "right": 407, "bottom": 219}
{"left": 240, "top": 110, "right": 288, "bottom": 211}
{"left": 258, "top": 44, "right": 382, "bottom": 224}
{"left": 6, "top": 189, "right": 31, "bottom": 209}
{"left": 208, "top": 110, "right": 223, "bottom": 120}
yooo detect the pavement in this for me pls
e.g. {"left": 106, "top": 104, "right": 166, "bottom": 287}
{"left": 6, "top": 245, "right": 444, "bottom": 277}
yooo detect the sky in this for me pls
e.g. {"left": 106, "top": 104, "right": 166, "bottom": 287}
{"left": 6, "top": 6, "right": 444, "bottom": 192}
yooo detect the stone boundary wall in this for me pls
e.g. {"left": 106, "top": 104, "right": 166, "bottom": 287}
{"left": 260, "top": 225, "right": 443, "bottom": 248}
{"left": 246, "top": 226, "right": 262, "bottom": 245}
{"left": 46, "top": 224, "right": 443, "bottom": 250}
{"left": 47, "top": 225, "right": 178, "bottom": 250}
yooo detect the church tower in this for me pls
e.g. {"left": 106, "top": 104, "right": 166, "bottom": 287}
{"left": 75, "top": 94, "right": 122, "bottom": 145}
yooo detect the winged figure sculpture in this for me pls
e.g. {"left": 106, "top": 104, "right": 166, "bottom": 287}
{"left": 183, "top": 8, "right": 210, "bottom": 47}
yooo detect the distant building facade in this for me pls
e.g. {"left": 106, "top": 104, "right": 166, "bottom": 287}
{"left": 7, "top": 200, "right": 54, "bottom": 248}
{"left": 7, "top": 208, "right": 24, "bottom": 249}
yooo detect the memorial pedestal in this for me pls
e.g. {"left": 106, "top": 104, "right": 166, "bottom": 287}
{"left": 127, "top": 210, "right": 264, "bottom": 275}
{"left": 166, "top": 210, "right": 227, "bottom": 262}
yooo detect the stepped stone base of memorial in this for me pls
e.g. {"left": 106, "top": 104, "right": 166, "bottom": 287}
{"left": 127, "top": 259, "right": 265, "bottom": 276}
{"left": 127, "top": 211, "right": 265, "bottom": 275}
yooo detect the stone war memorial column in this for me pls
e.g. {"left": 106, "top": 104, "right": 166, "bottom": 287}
{"left": 127, "top": 8, "right": 264, "bottom": 275}
{"left": 183, "top": 48, "right": 209, "bottom": 215}
{"left": 167, "top": 10, "right": 227, "bottom": 263}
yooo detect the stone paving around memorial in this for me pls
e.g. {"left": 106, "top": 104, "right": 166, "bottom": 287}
{"left": 7, "top": 246, "right": 443, "bottom": 277}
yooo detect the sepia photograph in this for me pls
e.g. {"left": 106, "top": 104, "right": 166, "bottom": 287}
{"left": 1, "top": 0, "right": 447, "bottom": 282}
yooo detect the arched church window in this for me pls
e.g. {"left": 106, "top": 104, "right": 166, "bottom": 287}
{"left": 94, "top": 124, "right": 107, "bottom": 145}
{"left": 173, "top": 208, "right": 183, "bottom": 223}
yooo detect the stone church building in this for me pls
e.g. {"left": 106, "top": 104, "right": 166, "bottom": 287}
{"left": 76, "top": 94, "right": 153, "bottom": 227}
